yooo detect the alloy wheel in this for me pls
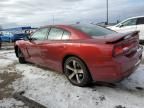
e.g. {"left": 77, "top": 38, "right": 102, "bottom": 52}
{"left": 65, "top": 59, "right": 84, "bottom": 84}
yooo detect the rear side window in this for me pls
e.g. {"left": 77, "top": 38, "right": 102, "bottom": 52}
{"left": 137, "top": 17, "right": 144, "bottom": 25}
{"left": 48, "top": 28, "right": 63, "bottom": 40}
{"left": 121, "top": 18, "right": 137, "bottom": 27}
{"left": 48, "top": 28, "right": 70, "bottom": 40}
{"left": 72, "top": 24, "right": 116, "bottom": 36}
{"left": 62, "top": 31, "right": 70, "bottom": 40}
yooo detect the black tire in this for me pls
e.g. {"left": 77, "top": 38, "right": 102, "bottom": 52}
{"left": 18, "top": 48, "right": 26, "bottom": 64}
{"left": 0, "top": 43, "right": 1, "bottom": 50}
{"left": 64, "top": 57, "right": 92, "bottom": 87}
{"left": 139, "top": 40, "right": 144, "bottom": 45}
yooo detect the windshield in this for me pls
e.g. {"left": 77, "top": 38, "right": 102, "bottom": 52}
{"left": 72, "top": 24, "right": 116, "bottom": 37}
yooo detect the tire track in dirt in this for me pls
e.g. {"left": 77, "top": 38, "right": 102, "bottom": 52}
{"left": 0, "top": 51, "right": 28, "bottom": 107}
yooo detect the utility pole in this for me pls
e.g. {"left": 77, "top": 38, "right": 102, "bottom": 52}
{"left": 53, "top": 15, "right": 54, "bottom": 25}
{"left": 106, "top": 0, "right": 109, "bottom": 25}
{"left": 0, "top": 25, "right": 2, "bottom": 31}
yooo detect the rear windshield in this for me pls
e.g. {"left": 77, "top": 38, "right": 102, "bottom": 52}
{"left": 71, "top": 24, "right": 116, "bottom": 37}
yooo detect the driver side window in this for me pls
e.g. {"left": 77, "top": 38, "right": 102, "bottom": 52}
{"left": 31, "top": 28, "right": 49, "bottom": 40}
{"left": 121, "top": 18, "right": 137, "bottom": 27}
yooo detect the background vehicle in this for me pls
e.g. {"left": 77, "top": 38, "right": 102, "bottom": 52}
{"left": 0, "top": 32, "right": 2, "bottom": 49}
{"left": 108, "top": 16, "right": 144, "bottom": 44}
{"left": 13, "top": 33, "right": 30, "bottom": 42}
{"left": 0, "top": 32, "right": 28, "bottom": 42}
{"left": 14, "top": 24, "right": 143, "bottom": 87}
{"left": 0, "top": 27, "right": 37, "bottom": 42}
{"left": 0, "top": 32, "right": 14, "bottom": 42}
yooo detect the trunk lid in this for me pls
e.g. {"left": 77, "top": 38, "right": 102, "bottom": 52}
{"left": 92, "top": 31, "right": 139, "bottom": 44}
{"left": 92, "top": 31, "right": 140, "bottom": 57}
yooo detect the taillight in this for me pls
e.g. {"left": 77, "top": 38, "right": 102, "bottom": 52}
{"left": 111, "top": 32, "right": 139, "bottom": 57}
{"left": 113, "top": 46, "right": 129, "bottom": 56}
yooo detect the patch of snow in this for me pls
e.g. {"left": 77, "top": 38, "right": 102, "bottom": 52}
{"left": 121, "top": 65, "right": 144, "bottom": 90}
{"left": 0, "top": 98, "right": 25, "bottom": 108}
{"left": 0, "top": 50, "right": 14, "bottom": 54}
{"left": 12, "top": 63, "right": 144, "bottom": 108}
{"left": 13, "top": 64, "right": 106, "bottom": 108}
{"left": 0, "top": 59, "right": 15, "bottom": 69}
{"left": 0, "top": 50, "right": 17, "bottom": 61}
{"left": 0, "top": 79, "right": 3, "bottom": 83}
{"left": 4, "top": 53, "right": 17, "bottom": 61}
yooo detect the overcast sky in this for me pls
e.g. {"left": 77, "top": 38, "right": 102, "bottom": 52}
{"left": 0, "top": 0, "right": 144, "bottom": 28}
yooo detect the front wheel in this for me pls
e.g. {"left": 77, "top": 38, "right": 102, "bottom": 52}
{"left": 18, "top": 48, "right": 26, "bottom": 64}
{"left": 64, "top": 57, "right": 92, "bottom": 87}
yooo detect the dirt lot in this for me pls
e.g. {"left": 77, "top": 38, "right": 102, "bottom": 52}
{"left": 0, "top": 45, "right": 144, "bottom": 108}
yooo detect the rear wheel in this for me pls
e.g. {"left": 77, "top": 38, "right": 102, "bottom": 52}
{"left": 64, "top": 57, "right": 92, "bottom": 87}
{"left": 18, "top": 48, "right": 26, "bottom": 64}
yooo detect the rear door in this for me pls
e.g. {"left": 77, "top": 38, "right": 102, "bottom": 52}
{"left": 115, "top": 18, "right": 137, "bottom": 33}
{"left": 26, "top": 28, "right": 49, "bottom": 64}
{"left": 136, "top": 17, "right": 144, "bottom": 40}
{"left": 40, "top": 27, "right": 70, "bottom": 70}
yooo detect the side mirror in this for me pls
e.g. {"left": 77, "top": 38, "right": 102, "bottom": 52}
{"left": 28, "top": 37, "right": 33, "bottom": 41}
{"left": 28, "top": 37, "right": 37, "bottom": 41}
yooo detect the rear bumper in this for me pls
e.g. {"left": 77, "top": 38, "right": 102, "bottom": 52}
{"left": 89, "top": 46, "right": 143, "bottom": 82}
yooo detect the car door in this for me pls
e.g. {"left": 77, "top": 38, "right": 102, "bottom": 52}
{"left": 26, "top": 28, "right": 49, "bottom": 64}
{"left": 136, "top": 17, "right": 144, "bottom": 40}
{"left": 40, "top": 27, "right": 70, "bottom": 70}
{"left": 114, "top": 18, "right": 137, "bottom": 33}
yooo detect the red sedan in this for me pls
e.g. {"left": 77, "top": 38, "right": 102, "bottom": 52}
{"left": 14, "top": 24, "right": 143, "bottom": 86}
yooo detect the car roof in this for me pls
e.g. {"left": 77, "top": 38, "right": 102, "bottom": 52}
{"left": 40, "top": 25, "right": 74, "bottom": 31}
{"left": 41, "top": 24, "right": 101, "bottom": 30}
{"left": 126, "top": 16, "right": 144, "bottom": 20}
{"left": 114, "top": 16, "right": 144, "bottom": 26}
